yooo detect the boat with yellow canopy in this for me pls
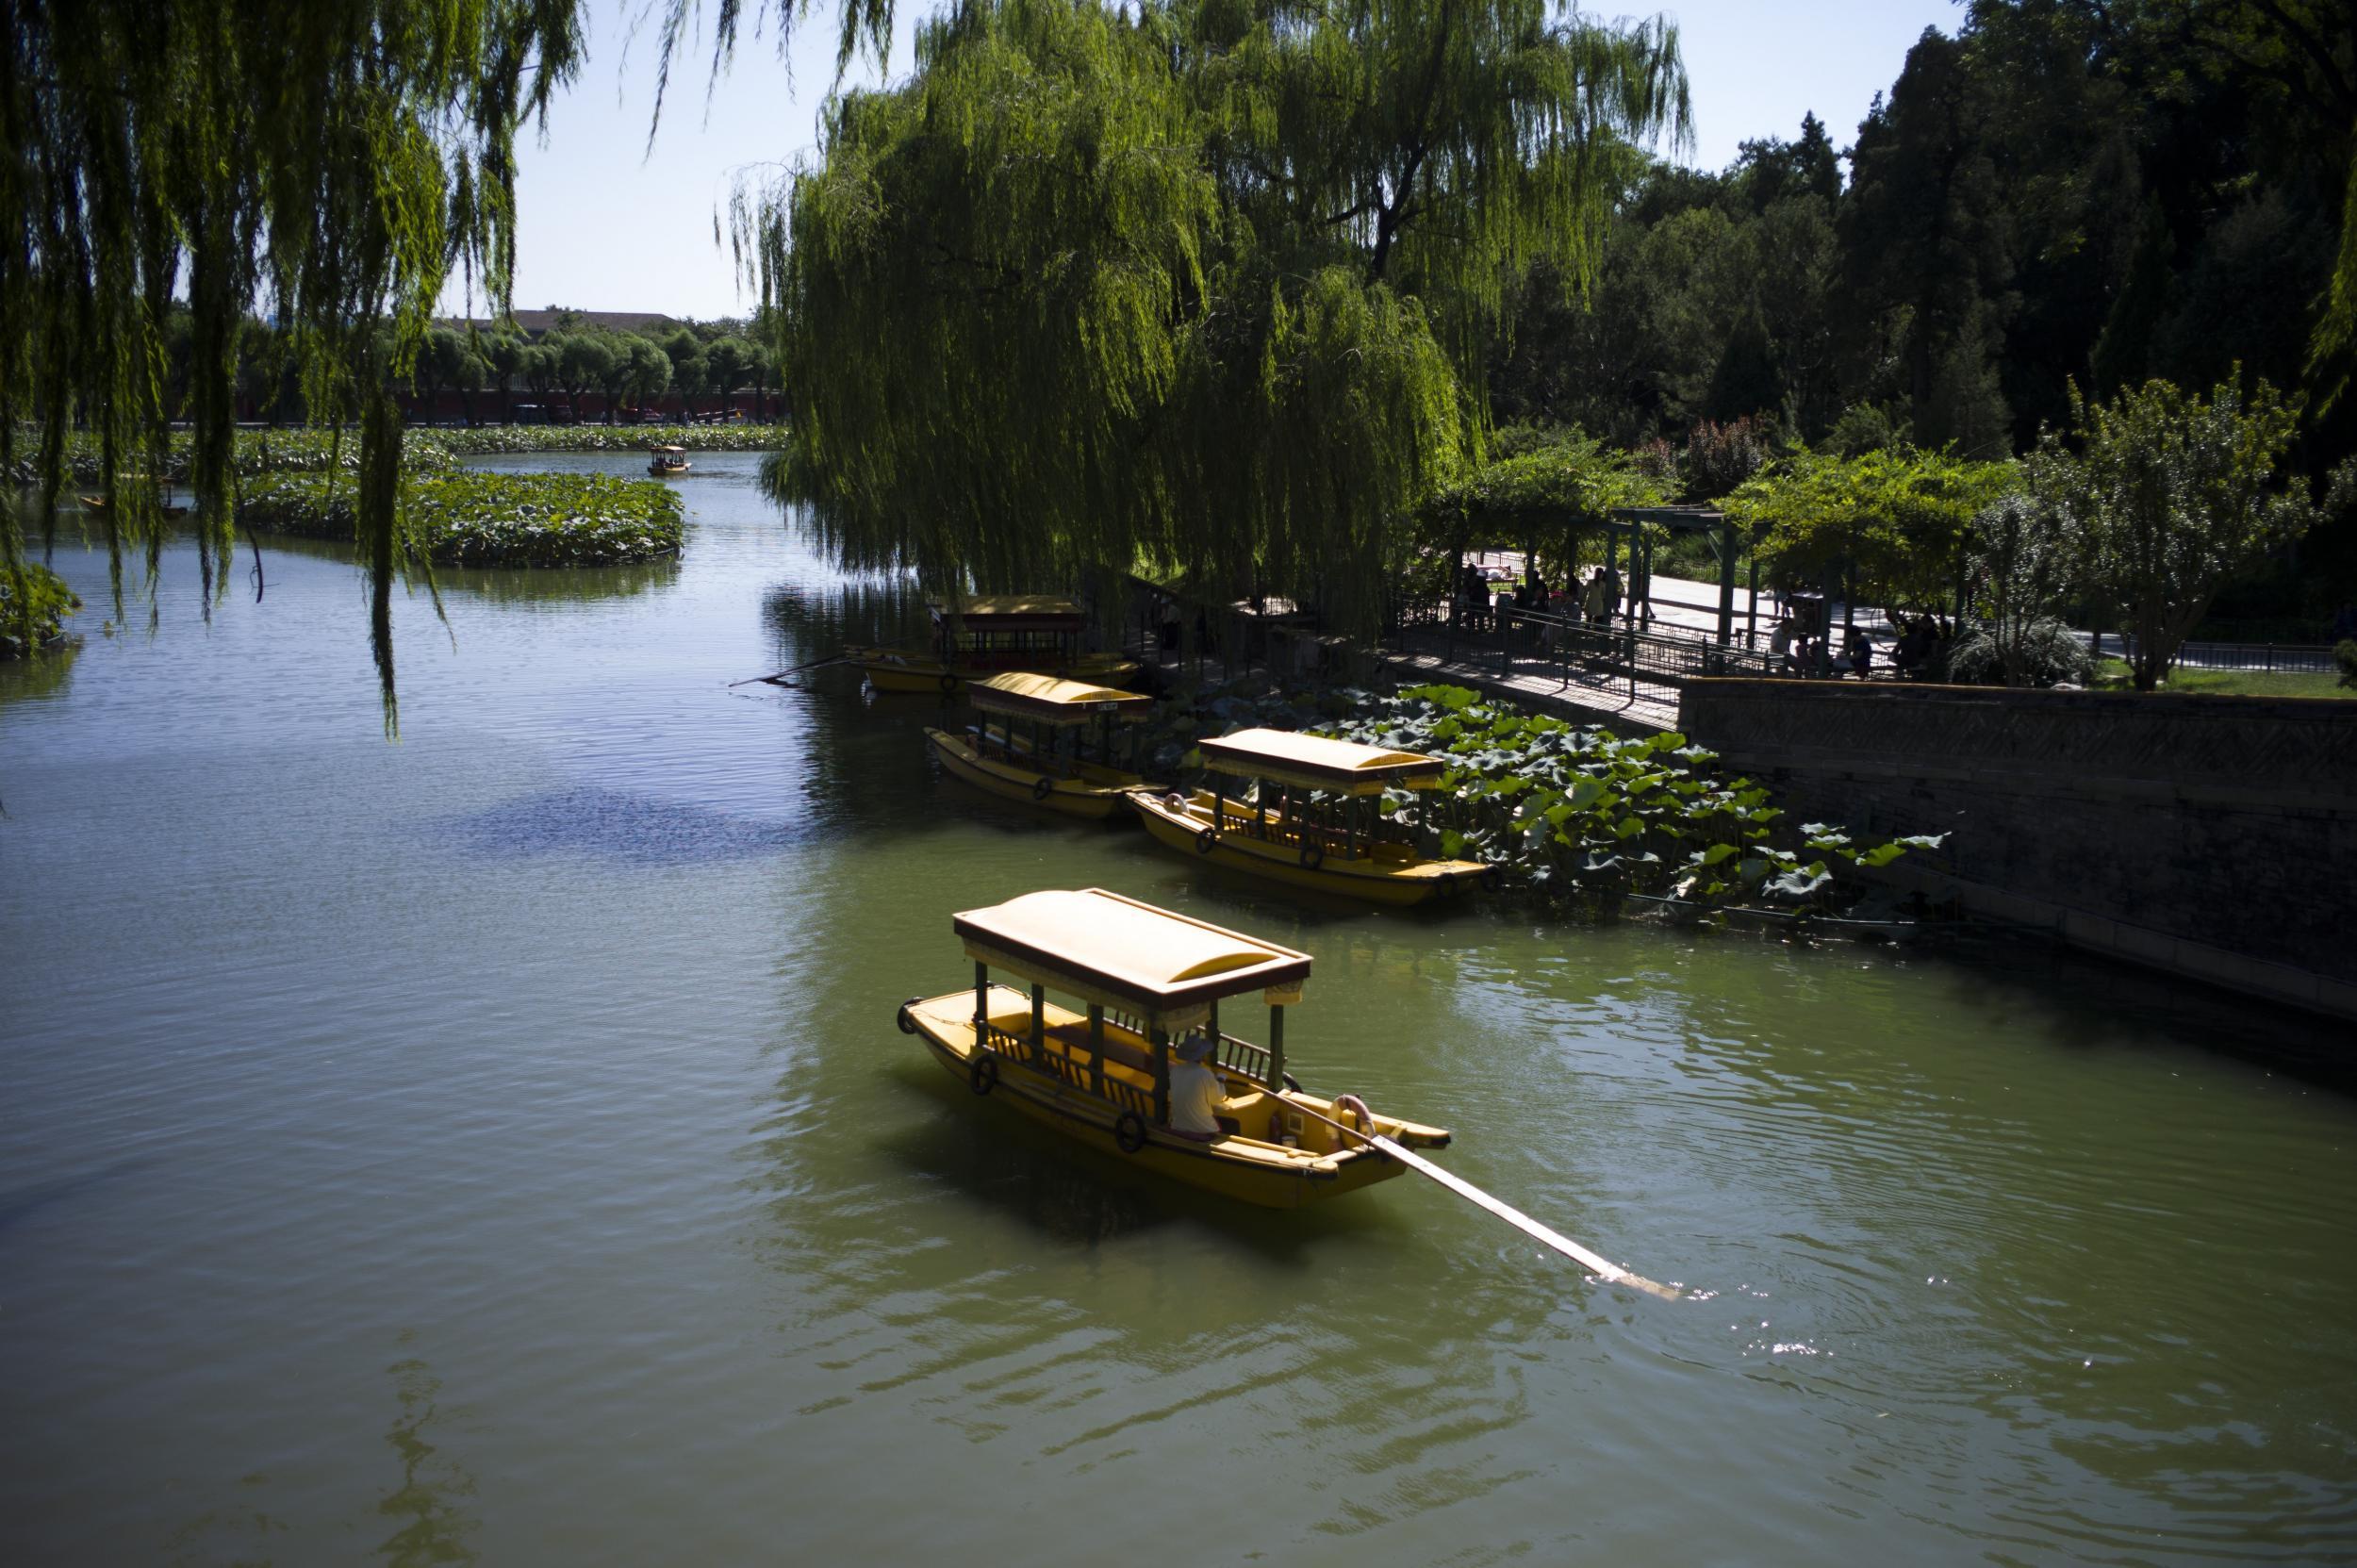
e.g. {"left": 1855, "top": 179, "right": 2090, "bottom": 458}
{"left": 926, "top": 672, "right": 1156, "bottom": 819}
{"left": 1127, "top": 728, "right": 1491, "bottom": 905}
{"left": 897, "top": 887, "right": 1452, "bottom": 1207}
{"left": 848, "top": 595, "right": 1141, "bottom": 695}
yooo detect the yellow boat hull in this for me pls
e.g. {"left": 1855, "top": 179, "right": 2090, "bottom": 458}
{"left": 925, "top": 728, "right": 1147, "bottom": 821}
{"left": 1127, "top": 791, "right": 1490, "bottom": 907}
{"left": 852, "top": 647, "right": 1142, "bottom": 695}
{"left": 899, "top": 990, "right": 1446, "bottom": 1209}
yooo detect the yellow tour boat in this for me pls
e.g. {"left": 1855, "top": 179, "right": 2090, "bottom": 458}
{"left": 1127, "top": 727, "right": 1492, "bottom": 905}
{"left": 925, "top": 672, "right": 1157, "bottom": 820}
{"left": 848, "top": 595, "right": 1141, "bottom": 695}
{"left": 898, "top": 887, "right": 1452, "bottom": 1207}
{"left": 648, "top": 445, "right": 691, "bottom": 476}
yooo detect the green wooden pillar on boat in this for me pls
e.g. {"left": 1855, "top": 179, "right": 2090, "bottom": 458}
{"left": 973, "top": 960, "right": 989, "bottom": 1034}
{"left": 1030, "top": 983, "right": 1046, "bottom": 1062}
{"left": 1268, "top": 1005, "right": 1285, "bottom": 1091}
{"left": 1150, "top": 1024, "right": 1170, "bottom": 1127}
{"left": 1087, "top": 1003, "right": 1106, "bottom": 1096}
{"left": 1207, "top": 1000, "right": 1220, "bottom": 1060}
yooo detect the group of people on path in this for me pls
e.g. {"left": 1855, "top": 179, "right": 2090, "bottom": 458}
{"left": 1455, "top": 560, "right": 1644, "bottom": 644}
{"left": 1771, "top": 609, "right": 1959, "bottom": 681}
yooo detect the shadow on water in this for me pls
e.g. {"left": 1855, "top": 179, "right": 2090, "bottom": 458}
{"left": 0, "top": 1157, "right": 145, "bottom": 1240}
{"left": 868, "top": 1060, "right": 1397, "bottom": 1264}
{"left": 1909, "top": 926, "right": 2357, "bottom": 1097}
{"left": 435, "top": 784, "right": 813, "bottom": 866}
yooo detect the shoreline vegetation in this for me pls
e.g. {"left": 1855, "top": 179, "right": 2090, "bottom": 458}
{"left": 420, "top": 423, "right": 789, "bottom": 456}
{"left": 1132, "top": 674, "right": 1937, "bottom": 921}
{"left": 6, "top": 423, "right": 789, "bottom": 489}
{"left": 1, "top": 559, "right": 80, "bottom": 658}
{"left": 237, "top": 470, "right": 684, "bottom": 569}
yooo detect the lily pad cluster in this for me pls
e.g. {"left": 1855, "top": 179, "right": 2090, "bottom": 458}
{"left": 236, "top": 470, "right": 684, "bottom": 569}
{"left": 1324, "top": 684, "right": 1941, "bottom": 911}
{"left": 7, "top": 428, "right": 455, "bottom": 487}
{"left": 426, "top": 423, "right": 789, "bottom": 456}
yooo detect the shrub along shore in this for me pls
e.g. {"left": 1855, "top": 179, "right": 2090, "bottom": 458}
{"left": 7, "top": 428, "right": 456, "bottom": 487}
{"left": 237, "top": 470, "right": 684, "bottom": 569}
{"left": 422, "top": 422, "right": 788, "bottom": 455}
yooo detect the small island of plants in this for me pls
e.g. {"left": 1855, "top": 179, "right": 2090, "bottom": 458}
{"left": 237, "top": 470, "right": 684, "bottom": 569}
{"left": 422, "top": 423, "right": 788, "bottom": 457}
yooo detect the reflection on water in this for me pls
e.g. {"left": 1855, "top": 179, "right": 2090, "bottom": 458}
{"left": 761, "top": 576, "right": 925, "bottom": 669}
{"left": 255, "top": 531, "right": 683, "bottom": 607}
{"left": 375, "top": 1343, "right": 478, "bottom": 1568}
{"left": 0, "top": 636, "right": 80, "bottom": 711}
{"left": 2, "top": 452, "right": 2353, "bottom": 1565}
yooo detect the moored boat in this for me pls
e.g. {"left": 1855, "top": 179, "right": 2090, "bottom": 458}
{"left": 898, "top": 887, "right": 1451, "bottom": 1207}
{"left": 1128, "top": 727, "right": 1490, "bottom": 905}
{"left": 849, "top": 595, "right": 1140, "bottom": 694}
{"left": 925, "top": 672, "right": 1156, "bottom": 819}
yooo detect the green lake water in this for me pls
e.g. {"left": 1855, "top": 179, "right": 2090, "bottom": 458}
{"left": 4, "top": 454, "right": 2353, "bottom": 1565}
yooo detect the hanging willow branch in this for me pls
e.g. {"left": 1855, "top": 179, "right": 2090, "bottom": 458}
{"left": 0, "top": 0, "right": 583, "bottom": 731}
{"left": 725, "top": 0, "right": 1688, "bottom": 630}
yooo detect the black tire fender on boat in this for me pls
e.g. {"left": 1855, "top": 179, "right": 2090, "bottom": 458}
{"left": 1282, "top": 1071, "right": 1301, "bottom": 1092}
{"left": 1477, "top": 865, "right": 1504, "bottom": 893}
{"left": 1031, "top": 774, "right": 1056, "bottom": 802}
{"left": 1113, "top": 1110, "right": 1149, "bottom": 1153}
{"left": 938, "top": 672, "right": 959, "bottom": 696}
{"left": 1194, "top": 827, "right": 1217, "bottom": 855}
{"left": 896, "top": 997, "right": 922, "bottom": 1035}
{"left": 969, "top": 1052, "right": 999, "bottom": 1096}
{"left": 1298, "top": 839, "right": 1325, "bottom": 869}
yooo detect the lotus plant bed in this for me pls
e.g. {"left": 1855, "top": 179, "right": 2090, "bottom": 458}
{"left": 1138, "top": 676, "right": 1940, "bottom": 925}
{"left": 236, "top": 470, "right": 684, "bottom": 569}
{"left": 2, "top": 560, "right": 81, "bottom": 658}
{"left": 8, "top": 428, "right": 456, "bottom": 487}
{"left": 425, "top": 423, "right": 789, "bottom": 455}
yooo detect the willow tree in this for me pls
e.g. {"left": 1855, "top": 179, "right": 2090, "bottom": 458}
{"left": 727, "top": 0, "right": 1687, "bottom": 626}
{"left": 2, "top": 0, "right": 583, "bottom": 725}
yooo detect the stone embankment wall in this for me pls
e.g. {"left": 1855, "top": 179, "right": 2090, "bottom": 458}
{"left": 1678, "top": 679, "right": 2357, "bottom": 1022}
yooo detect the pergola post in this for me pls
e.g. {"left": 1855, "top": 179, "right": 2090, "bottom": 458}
{"left": 1717, "top": 519, "right": 1737, "bottom": 647}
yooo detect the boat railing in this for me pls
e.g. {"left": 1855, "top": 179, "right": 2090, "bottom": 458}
{"left": 1213, "top": 1032, "right": 1280, "bottom": 1089}
{"left": 977, "top": 1018, "right": 1032, "bottom": 1062}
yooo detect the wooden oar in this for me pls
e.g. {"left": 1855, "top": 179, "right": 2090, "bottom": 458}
{"left": 729, "top": 652, "right": 849, "bottom": 688}
{"left": 1284, "top": 1093, "right": 1681, "bottom": 1301}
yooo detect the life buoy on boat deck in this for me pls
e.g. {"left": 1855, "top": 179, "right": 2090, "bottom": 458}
{"left": 1333, "top": 1094, "right": 1375, "bottom": 1137}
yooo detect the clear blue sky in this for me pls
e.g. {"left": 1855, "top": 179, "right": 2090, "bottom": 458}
{"left": 466, "top": 0, "right": 1966, "bottom": 323}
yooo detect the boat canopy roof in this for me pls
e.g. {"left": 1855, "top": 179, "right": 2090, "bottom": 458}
{"left": 954, "top": 888, "right": 1310, "bottom": 1023}
{"left": 929, "top": 594, "right": 1086, "bottom": 634}
{"left": 970, "top": 672, "right": 1149, "bottom": 724}
{"left": 651, "top": 444, "right": 686, "bottom": 454}
{"left": 1198, "top": 727, "right": 1446, "bottom": 794}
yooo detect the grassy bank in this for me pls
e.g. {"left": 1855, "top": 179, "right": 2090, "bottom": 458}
{"left": 2092, "top": 658, "right": 2356, "bottom": 700}
{"left": 237, "top": 470, "right": 684, "bottom": 569}
{"left": 2, "top": 560, "right": 81, "bottom": 657}
{"left": 426, "top": 423, "right": 788, "bottom": 455}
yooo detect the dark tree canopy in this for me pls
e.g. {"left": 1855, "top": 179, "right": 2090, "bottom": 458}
{"left": 731, "top": 0, "right": 1689, "bottom": 625}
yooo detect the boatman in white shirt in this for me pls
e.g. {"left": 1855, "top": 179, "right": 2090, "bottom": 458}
{"left": 1167, "top": 1032, "right": 1232, "bottom": 1142}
